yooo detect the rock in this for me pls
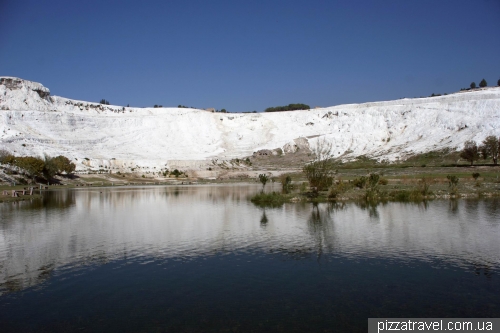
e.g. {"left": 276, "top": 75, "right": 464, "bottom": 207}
{"left": 253, "top": 149, "right": 273, "bottom": 156}
{"left": 0, "top": 77, "right": 50, "bottom": 98}
{"left": 283, "top": 137, "right": 310, "bottom": 154}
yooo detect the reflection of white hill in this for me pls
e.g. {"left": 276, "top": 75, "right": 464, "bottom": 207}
{"left": 0, "top": 185, "right": 499, "bottom": 293}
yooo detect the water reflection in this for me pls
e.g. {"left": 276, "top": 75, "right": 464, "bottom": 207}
{"left": 0, "top": 186, "right": 499, "bottom": 294}
{"left": 449, "top": 199, "right": 459, "bottom": 214}
{"left": 354, "top": 200, "right": 380, "bottom": 219}
{"left": 259, "top": 210, "right": 268, "bottom": 226}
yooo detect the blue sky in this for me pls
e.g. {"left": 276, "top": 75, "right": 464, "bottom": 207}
{"left": 1, "top": 0, "right": 499, "bottom": 111}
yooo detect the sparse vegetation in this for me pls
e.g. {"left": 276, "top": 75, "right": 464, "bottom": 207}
{"left": 258, "top": 173, "right": 269, "bottom": 191}
{"left": 279, "top": 174, "right": 292, "bottom": 192}
{"left": 447, "top": 175, "right": 459, "bottom": 186}
{"left": 327, "top": 179, "right": 349, "bottom": 199}
{"left": 303, "top": 139, "right": 335, "bottom": 191}
{"left": 353, "top": 176, "right": 367, "bottom": 189}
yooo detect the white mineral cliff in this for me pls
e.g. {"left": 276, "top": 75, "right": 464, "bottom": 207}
{"left": 1, "top": 77, "right": 499, "bottom": 171}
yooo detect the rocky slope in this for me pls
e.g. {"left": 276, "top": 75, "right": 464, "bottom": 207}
{"left": 1, "top": 77, "right": 499, "bottom": 172}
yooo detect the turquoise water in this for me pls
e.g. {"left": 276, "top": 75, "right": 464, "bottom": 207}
{"left": 0, "top": 185, "right": 499, "bottom": 332}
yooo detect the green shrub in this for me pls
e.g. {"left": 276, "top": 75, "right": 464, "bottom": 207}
{"left": 250, "top": 191, "right": 287, "bottom": 207}
{"left": 417, "top": 178, "right": 432, "bottom": 196}
{"left": 171, "top": 169, "right": 182, "bottom": 177}
{"left": 447, "top": 175, "right": 459, "bottom": 195}
{"left": 365, "top": 188, "right": 380, "bottom": 201}
{"left": 392, "top": 190, "right": 411, "bottom": 201}
{"left": 446, "top": 175, "right": 459, "bottom": 186}
{"left": 328, "top": 179, "right": 349, "bottom": 199}
{"left": 353, "top": 176, "right": 367, "bottom": 189}
{"left": 279, "top": 174, "right": 292, "bottom": 192}
{"left": 368, "top": 173, "right": 380, "bottom": 188}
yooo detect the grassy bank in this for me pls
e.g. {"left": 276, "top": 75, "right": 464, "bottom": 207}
{"left": 250, "top": 169, "right": 500, "bottom": 207}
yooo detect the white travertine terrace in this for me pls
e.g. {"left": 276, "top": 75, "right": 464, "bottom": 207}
{"left": 1, "top": 77, "right": 499, "bottom": 171}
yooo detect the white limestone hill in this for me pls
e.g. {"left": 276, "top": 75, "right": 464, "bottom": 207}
{"left": 1, "top": 76, "right": 499, "bottom": 172}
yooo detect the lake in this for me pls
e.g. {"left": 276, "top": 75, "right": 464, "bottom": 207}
{"left": 0, "top": 185, "right": 499, "bottom": 332}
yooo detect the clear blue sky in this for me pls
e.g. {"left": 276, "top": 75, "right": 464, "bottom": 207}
{"left": 1, "top": 0, "right": 499, "bottom": 111}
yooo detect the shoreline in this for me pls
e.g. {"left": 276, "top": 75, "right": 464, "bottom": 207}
{"left": 2, "top": 178, "right": 499, "bottom": 204}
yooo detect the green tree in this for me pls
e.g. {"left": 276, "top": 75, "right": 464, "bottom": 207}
{"left": 15, "top": 156, "right": 45, "bottom": 179}
{"left": 470, "top": 82, "right": 476, "bottom": 89}
{"left": 54, "top": 155, "right": 76, "bottom": 174}
{"left": 479, "top": 144, "right": 489, "bottom": 161}
{"left": 43, "top": 155, "right": 58, "bottom": 178}
{"left": 0, "top": 149, "right": 14, "bottom": 164}
{"left": 498, "top": 78, "right": 500, "bottom": 86}
{"left": 479, "top": 79, "right": 487, "bottom": 87}
{"left": 170, "top": 169, "right": 182, "bottom": 177}
{"left": 460, "top": 140, "right": 479, "bottom": 166}
{"left": 481, "top": 135, "right": 499, "bottom": 165}
{"left": 44, "top": 155, "right": 76, "bottom": 178}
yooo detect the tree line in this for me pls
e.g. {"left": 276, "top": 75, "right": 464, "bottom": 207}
{"left": 0, "top": 151, "right": 75, "bottom": 181}
{"left": 460, "top": 136, "right": 500, "bottom": 166}
{"left": 265, "top": 103, "right": 310, "bottom": 112}
{"left": 461, "top": 78, "right": 500, "bottom": 91}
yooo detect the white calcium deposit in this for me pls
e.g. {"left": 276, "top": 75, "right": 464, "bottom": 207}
{"left": 1, "top": 77, "right": 499, "bottom": 171}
